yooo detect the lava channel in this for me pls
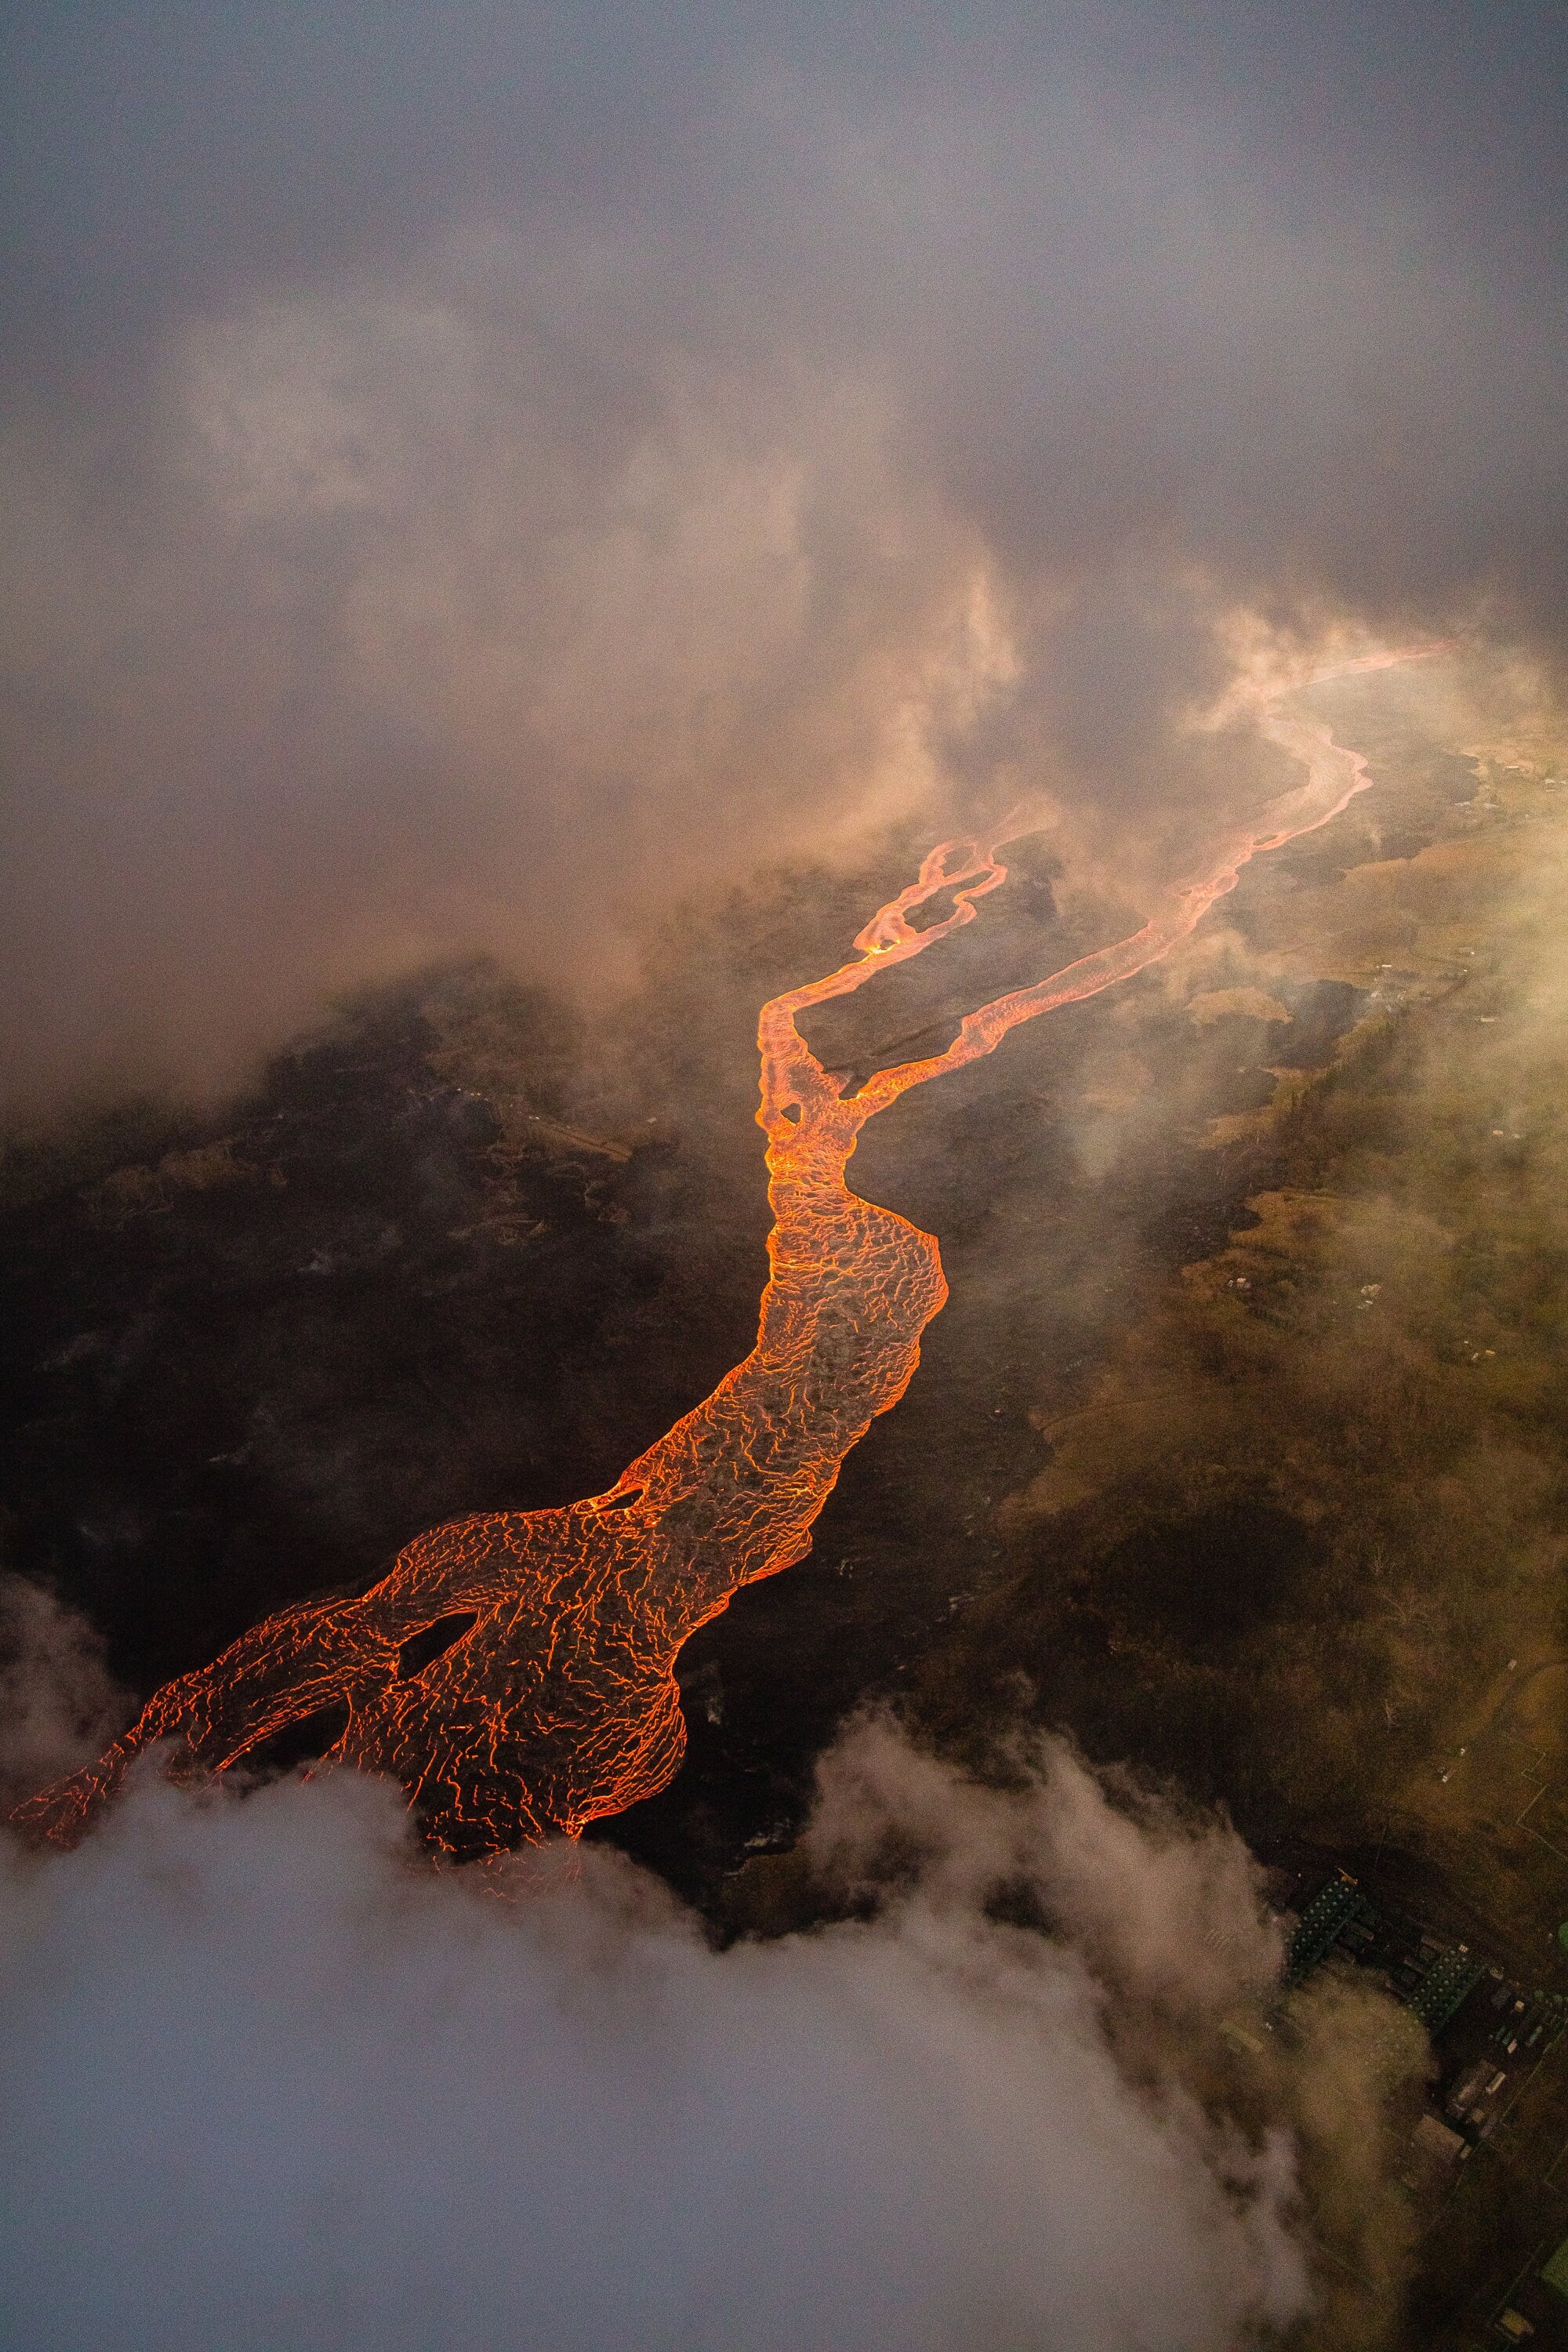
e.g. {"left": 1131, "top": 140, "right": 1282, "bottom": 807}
{"left": 15, "top": 678, "right": 1420, "bottom": 1856}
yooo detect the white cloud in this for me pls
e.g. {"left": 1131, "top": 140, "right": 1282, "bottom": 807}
{"left": 0, "top": 1720, "right": 1308, "bottom": 2352}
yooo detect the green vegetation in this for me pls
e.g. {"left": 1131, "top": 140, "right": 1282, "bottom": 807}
{"left": 916, "top": 746, "right": 1568, "bottom": 1954}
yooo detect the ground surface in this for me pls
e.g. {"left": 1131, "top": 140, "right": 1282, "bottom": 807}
{"left": 3, "top": 669, "right": 1566, "bottom": 2343}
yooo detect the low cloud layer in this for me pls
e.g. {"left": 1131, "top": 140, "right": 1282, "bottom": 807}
{"left": 0, "top": 1711, "right": 1335, "bottom": 2352}
{"left": 2, "top": 5, "right": 1565, "bottom": 1122}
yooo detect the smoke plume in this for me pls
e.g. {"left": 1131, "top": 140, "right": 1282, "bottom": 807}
{"left": 0, "top": 1576, "right": 130, "bottom": 1812}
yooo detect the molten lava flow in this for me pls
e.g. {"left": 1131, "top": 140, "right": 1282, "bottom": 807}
{"left": 15, "top": 677, "right": 1418, "bottom": 1857}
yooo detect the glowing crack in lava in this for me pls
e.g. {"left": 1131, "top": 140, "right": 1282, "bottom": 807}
{"left": 16, "top": 673, "right": 1420, "bottom": 1857}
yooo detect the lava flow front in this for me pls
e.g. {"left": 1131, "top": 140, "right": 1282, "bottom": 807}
{"left": 16, "top": 685, "right": 1406, "bottom": 1856}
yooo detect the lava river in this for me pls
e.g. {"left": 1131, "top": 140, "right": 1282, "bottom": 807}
{"left": 15, "top": 674, "right": 1417, "bottom": 1856}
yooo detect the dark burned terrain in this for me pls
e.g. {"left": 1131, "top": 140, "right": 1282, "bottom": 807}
{"left": 0, "top": 673, "right": 1520, "bottom": 1909}
{"left": 2, "top": 878, "right": 1341, "bottom": 1889}
{"left": 5, "top": 677, "right": 1567, "bottom": 2343}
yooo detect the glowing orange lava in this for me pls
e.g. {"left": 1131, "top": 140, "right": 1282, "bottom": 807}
{"left": 15, "top": 675, "right": 1422, "bottom": 1855}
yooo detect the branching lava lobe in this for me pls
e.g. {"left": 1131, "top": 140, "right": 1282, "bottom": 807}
{"left": 15, "top": 676, "right": 1420, "bottom": 1856}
